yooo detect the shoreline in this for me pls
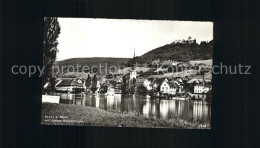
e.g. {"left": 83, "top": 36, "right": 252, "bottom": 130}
{"left": 41, "top": 103, "right": 210, "bottom": 129}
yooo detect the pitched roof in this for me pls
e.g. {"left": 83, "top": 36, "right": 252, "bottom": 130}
{"left": 187, "top": 78, "right": 200, "bottom": 84}
{"left": 56, "top": 79, "right": 74, "bottom": 86}
{"left": 43, "top": 82, "right": 50, "bottom": 89}
{"left": 113, "top": 77, "right": 122, "bottom": 82}
{"left": 152, "top": 78, "right": 164, "bottom": 85}
{"left": 171, "top": 80, "right": 182, "bottom": 86}
{"left": 56, "top": 79, "right": 84, "bottom": 87}
{"left": 71, "top": 79, "right": 84, "bottom": 86}
{"left": 167, "top": 82, "right": 178, "bottom": 88}
{"left": 195, "top": 84, "right": 205, "bottom": 86}
{"left": 147, "top": 78, "right": 155, "bottom": 82}
{"left": 136, "top": 77, "right": 147, "bottom": 83}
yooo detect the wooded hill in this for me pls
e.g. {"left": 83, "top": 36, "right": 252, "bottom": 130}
{"left": 54, "top": 38, "right": 213, "bottom": 70}
{"left": 55, "top": 57, "right": 130, "bottom": 69}
{"left": 126, "top": 39, "right": 213, "bottom": 65}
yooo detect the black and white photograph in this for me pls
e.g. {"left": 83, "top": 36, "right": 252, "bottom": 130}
{"left": 41, "top": 17, "right": 213, "bottom": 129}
{"left": 2, "top": 0, "right": 260, "bottom": 147}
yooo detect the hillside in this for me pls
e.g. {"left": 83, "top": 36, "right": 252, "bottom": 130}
{"left": 54, "top": 57, "right": 130, "bottom": 75}
{"left": 126, "top": 39, "right": 213, "bottom": 65}
{"left": 55, "top": 57, "right": 130, "bottom": 67}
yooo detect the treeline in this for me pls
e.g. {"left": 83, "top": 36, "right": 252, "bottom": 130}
{"left": 55, "top": 57, "right": 130, "bottom": 67}
{"left": 52, "top": 57, "right": 129, "bottom": 75}
{"left": 126, "top": 39, "right": 213, "bottom": 65}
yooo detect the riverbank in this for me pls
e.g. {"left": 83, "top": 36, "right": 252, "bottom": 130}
{"left": 41, "top": 103, "right": 210, "bottom": 129}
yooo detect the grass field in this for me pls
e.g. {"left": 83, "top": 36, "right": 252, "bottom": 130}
{"left": 41, "top": 103, "right": 210, "bottom": 129}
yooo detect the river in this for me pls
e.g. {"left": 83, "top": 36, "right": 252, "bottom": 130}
{"left": 56, "top": 93, "right": 211, "bottom": 123}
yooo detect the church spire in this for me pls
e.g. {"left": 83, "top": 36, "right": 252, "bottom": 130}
{"left": 132, "top": 48, "right": 136, "bottom": 69}
{"left": 133, "top": 48, "right": 135, "bottom": 58}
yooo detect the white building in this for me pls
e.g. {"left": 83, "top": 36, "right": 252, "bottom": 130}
{"left": 150, "top": 78, "right": 164, "bottom": 90}
{"left": 96, "top": 81, "right": 101, "bottom": 92}
{"left": 145, "top": 79, "right": 152, "bottom": 90}
{"left": 136, "top": 77, "right": 152, "bottom": 90}
{"left": 194, "top": 84, "right": 210, "bottom": 94}
{"left": 56, "top": 79, "right": 85, "bottom": 92}
{"left": 130, "top": 68, "right": 137, "bottom": 81}
{"left": 160, "top": 79, "right": 178, "bottom": 95}
{"left": 107, "top": 84, "right": 115, "bottom": 96}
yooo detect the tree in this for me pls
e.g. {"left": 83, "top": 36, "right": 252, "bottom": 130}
{"left": 206, "top": 90, "right": 212, "bottom": 100}
{"left": 148, "top": 89, "right": 158, "bottom": 97}
{"left": 42, "top": 17, "right": 61, "bottom": 92}
{"left": 136, "top": 85, "right": 148, "bottom": 97}
{"left": 122, "top": 75, "right": 127, "bottom": 94}
{"left": 86, "top": 73, "right": 91, "bottom": 81}
{"left": 91, "top": 75, "right": 97, "bottom": 93}
{"left": 49, "top": 77, "right": 56, "bottom": 93}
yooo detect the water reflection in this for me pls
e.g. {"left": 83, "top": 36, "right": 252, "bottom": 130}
{"left": 57, "top": 93, "right": 211, "bottom": 123}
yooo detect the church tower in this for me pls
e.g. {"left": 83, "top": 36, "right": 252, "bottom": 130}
{"left": 129, "top": 48, "right": 137, "bottom": 83}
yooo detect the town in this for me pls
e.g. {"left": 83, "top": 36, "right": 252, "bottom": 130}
{"left": 43, "top": 53, "right": 212, "bottom": 101}
{"left": 41, "top": 18, "right": 212, "bottom": 128}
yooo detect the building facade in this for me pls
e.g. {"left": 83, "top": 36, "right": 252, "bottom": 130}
{"left": 160, "top": 79, "right": 177, "bottom": 95}
{"left": 194, "top": 85, "right": 210, "bottom": 94}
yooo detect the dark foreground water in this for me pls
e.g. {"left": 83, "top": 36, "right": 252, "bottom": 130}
{"left": 56, "top": 93, "right": 211, "bottom": 123}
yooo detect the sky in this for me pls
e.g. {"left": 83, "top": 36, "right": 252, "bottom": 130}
{"left": 56, "top": 18, "right": 213, "bottom": 61}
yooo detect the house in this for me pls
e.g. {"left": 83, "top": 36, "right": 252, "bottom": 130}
{"left": 194, "top": 84, "right": 210, "bottom": 94}
{"left": 170, "top": 79, "right": 185, "bottom": 94}
{"left": 174, "top": 40, "right": 182, "bottom": 43}
{"left": 95, "top": 81, "right": 101, "bottom": 92}
{"left": 114, "top": 83, "right": 122, "bottom": 94}
{"left": 107, "top": 84, "right": 115, "bottom": 96}
{"left": 171, "top": 79, "right": 184, "bottom": 87}
{"left": 150, "top": 78, "right": 164, "bottom": 90}
{"left": 147, "top": 77, "right": 155, "bottom": 83}
{"left": 189, "top": 84, "right": 210, "bottom": 100}
{"left": 159, "top": 60, "right": 179, "bottom": 66}
{"left": 135, "top": 77, "right": 145, "bottom": 85}
{"left": 113, "top": 76, "right": 123, "bottom": 84}
{"left": 97, "top": 77, "right": 106, "bottom": 85}
{"left": 135, "top": 77, "right": 152, "bottom": 90}
{"left": 173, "top": 77, "right": 183, "bottom": 82}
{"left": 106, "top": 74, "right": 113, "bottom": 79}
{"left": 56, "top": 78, "right": 85, "bottom": 93}
{"left": 171, "top": 60, "right": 179, "bottom": 66}
{"left": 160, "top": 79, "right": 178, "bottom": 95}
